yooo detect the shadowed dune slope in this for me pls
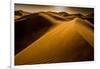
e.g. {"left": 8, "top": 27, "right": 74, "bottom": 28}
{"left": 15, "top": 13, "right": 61, "bottom": 54}
{"left": 15, "top": 17, "right": 94, "bottom": 65}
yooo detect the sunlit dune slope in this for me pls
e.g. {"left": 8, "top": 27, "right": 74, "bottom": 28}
{"left": 15, "top": 17, "right": 94, "bottom": 65}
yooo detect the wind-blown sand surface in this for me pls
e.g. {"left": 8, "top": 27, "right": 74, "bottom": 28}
{"left": 15, "top": 12, "right": 94, "bottom": 65}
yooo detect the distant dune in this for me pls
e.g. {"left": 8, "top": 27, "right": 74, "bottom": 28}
{"left": 15, "top": 10, "right": 31, "bottom": 20}
{"left": 15, "top": 11, "right": 94, "bottom": 65}
{"left": 84, "top": 13, "right": 94, "bottom": 24}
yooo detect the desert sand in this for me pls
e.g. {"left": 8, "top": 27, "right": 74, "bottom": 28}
{"left": 15, "top": 11, "right": 94, "bottom": 65}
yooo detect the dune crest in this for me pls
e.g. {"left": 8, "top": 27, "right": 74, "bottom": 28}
{"left": 15, "top": 15, "right": 94, "bottom": 65}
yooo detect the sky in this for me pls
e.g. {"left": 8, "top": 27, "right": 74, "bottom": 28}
{"left": 15, "top": 3, "right": 94, "bottom": 16}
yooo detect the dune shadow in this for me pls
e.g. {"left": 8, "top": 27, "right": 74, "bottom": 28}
{"left": 15, "top": 13, "right": 54, "bottom": 55}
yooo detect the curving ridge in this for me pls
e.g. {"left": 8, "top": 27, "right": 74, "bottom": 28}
{"left": 15, "top": 12, "right": 62, "bottom": 54}
{"left": 15, "top": 11, "right": 94, "bottom": 65}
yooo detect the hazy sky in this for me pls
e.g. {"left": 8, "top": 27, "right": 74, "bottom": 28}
{"left": 15, "top": 4, "right": 94, "bottom": 15}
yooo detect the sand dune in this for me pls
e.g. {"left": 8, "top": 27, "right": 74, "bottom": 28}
{"left": 15, "top": 12, "right": 65, "bottom": 54}
{"left": 15, "top": 14, "right": 94, "bottom": 65}
{"left": 15, "top": 10, "right": 31, "bottom": 20}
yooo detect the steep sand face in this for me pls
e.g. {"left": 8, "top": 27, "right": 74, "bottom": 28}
{"left": 15, "top": 18, "right": 94, "bottom": 65}
{"left": 15, "top": 13, "right": 61, "bottom": 54}
{"left": 15, "top": 12, "right": 68, "bottom": 55}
